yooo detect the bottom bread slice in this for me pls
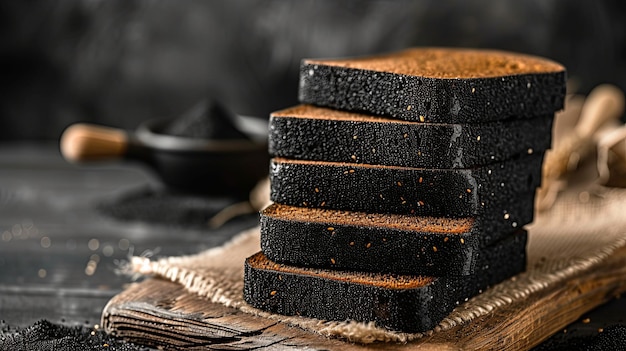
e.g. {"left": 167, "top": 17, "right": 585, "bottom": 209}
{"left": 244, "top": 230, "right": 527, "bottom": 333}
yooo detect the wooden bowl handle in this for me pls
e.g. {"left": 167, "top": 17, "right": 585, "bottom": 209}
{"left": 60, "top": 123, "right": 129, "bottom": 162}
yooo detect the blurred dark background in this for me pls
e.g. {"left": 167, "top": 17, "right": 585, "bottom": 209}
{"left": 1, "top": 0, "right": 625, "bottom": 140}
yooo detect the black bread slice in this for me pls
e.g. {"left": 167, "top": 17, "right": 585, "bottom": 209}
{"left": 270, "top": 105, "right": 553, "bottom": 168}
{"left": 260, "top": 203, "right": 531, "bottom": 276}
{"left": 269, "top": 154, "right": 543, "bottom": 217}
{"left": 470, "top": 190, "right": 535, "bottom": 245}
{"left": 299, "top": 48, "right": 566, "bottom": 123}
{"left": 261, "top": 204, "right": 480, "bottom": 276}
{"left": 244, "top": 230, "right": 527, "bottom": 333}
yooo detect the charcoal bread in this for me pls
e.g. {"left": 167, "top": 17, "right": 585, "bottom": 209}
{"left": 244, "top": 230, "right": 527, "bottom": 333}
{"left": 467, "top": 230, "right": 527, "bottom": 298}
{"left": 261, "top": 203, "right": 480, "bottom": 276}
{"left": 269, "top": 153, "right": 543, "bottom": 217}
{"left": 260, "top": 202, "right": 531, "bottom": 276}
{"left": 269, "top": 104, "right": 554, "bottom": 168}
{"left": 299, "top": 48, "right": 566, "bottom": 123}
{"left": 472, "top": 190, "right": 535, "bottom": 245}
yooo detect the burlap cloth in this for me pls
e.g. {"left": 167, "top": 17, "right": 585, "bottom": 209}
{"left": 125, "top": 183, "right": 626, "bottom": 344}
{"left": 127, "top": 86, "right": 626, "bottom": 344}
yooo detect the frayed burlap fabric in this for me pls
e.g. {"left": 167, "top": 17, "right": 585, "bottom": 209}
{"left": 127, "top": 183, "right": 626, "bottom": 344}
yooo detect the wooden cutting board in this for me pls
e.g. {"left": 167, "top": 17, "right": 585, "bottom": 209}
{"left": 102, "top": 245, "right": 626, "bottom": 350}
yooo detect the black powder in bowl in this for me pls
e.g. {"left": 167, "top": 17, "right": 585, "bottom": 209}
{"left": 162, "top": 99, "right": 249, "bottom": 140}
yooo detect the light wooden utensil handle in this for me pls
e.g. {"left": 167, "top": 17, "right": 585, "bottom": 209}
{"left": 60, "top": 123, "right": 129, "bottom": 162}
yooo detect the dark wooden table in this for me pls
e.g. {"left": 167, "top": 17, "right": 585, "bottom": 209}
{"left": 1, "top": 142, "right": 624, "bottom": 350}
{"left": 0, "top": 142, "right": 257, "bottom": 329}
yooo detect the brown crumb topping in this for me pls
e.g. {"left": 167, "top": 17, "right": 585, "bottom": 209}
{"left": 263, "top": 203, "right": 474, "bottom": 234}
{"left": 247, "top": 252, "right": 435, "bottom": 289}
{"left": 272, "top": 104, "right": 443, "bottom": 124}
{"left": 304, "top": 47, "right": 564, "bottom": 79}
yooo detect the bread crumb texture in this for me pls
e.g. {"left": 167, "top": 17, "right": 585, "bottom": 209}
{"left": 263, "top": 203, "right": 474, "bottom": 234}
{"left": 247, "top": 252, "right": 435, "bottom": 289}
{"left": 305, "top": 47, "right": 565, "bottom": 79}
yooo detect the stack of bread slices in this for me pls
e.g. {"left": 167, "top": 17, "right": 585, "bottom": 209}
{"left": 244, "top": 48, "right": 566, "bottom": 333}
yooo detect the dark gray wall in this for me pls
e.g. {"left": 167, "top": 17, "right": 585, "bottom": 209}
{"left": 1, "top": 0, "right": 625, "bottom": 139}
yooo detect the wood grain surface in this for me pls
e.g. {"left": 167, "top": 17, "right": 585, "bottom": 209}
{"left": 102, "top": 246, "right": 626, "bottom": 350}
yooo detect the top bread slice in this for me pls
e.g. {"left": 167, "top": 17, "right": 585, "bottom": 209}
{"left": 299, "top": 48, "right": 566, "bottom": 123}
{"left": 270, "top": 104, "right": 553, "bottom": 168}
